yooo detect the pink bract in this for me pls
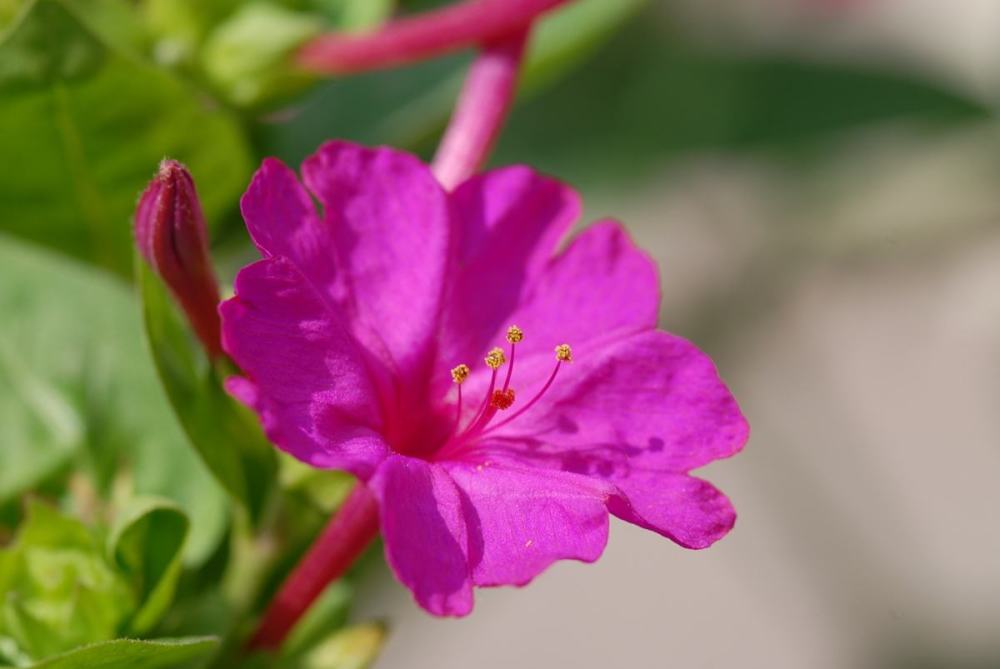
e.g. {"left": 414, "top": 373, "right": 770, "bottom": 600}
{"left": 220, "top": 141, "right": 748, "bottom": 616}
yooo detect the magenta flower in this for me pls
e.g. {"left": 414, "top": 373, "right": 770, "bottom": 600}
{"left": 220, "top": 141, "right": 747, "bottom": 616}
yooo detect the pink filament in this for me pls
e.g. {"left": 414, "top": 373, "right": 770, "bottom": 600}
{"left": 460, "top": 367, "right": 499, "bottom": 437}
{"left": 501, "top": 341, "right": 517, "bottom": 391}
{"left": 481, "top": 359, "right": 563, "bottom": 435}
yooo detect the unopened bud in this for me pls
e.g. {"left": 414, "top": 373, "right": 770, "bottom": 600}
{"left": 135, "top": 160, "right": 222, "bottom": 357}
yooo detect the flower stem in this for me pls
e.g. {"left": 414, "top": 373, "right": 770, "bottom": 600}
{"left": 247, "top": 484, "right": 379, "bottom": 651}
{"left": 298, "top": 0, "right": 563, "bottom": 74}
{"left": 432, "top": 28, "right": 530, "bottom": 190}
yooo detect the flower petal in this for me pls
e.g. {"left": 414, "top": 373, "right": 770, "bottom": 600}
{"left": 504, "top": 220, "right": 659, "bottom": 355}
{"left": 220, "top": 256, "right": 387, "bottom": 479}
{"left": 240, "top": 158, "right": 341, "bottom": 303}
{"left": 445, "top": 462, "right": 610, "bottom": 587}
{"left": 438, "top": 166, "right": 580, "bottom": 374}
{"left": 487, "top": 329, "right": 747, "bottom": 475}
{"left": 608, "top": 473, "right": 737, "bottom": 549}
{"left": 301, "top": 141, "right": 451, "bottom": 384}
{"left": 370, "top": 455, "right": 473, "bottom": 616}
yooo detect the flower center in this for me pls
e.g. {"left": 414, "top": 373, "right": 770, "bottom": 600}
{"left": 434, "top": 325, "right": 572, "bottom": 461}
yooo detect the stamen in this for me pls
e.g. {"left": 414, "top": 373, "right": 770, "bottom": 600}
{"left": 481, "top": 344, "right": 574, "bottom": 435}
{"left": 460, "top": 366, "right": 499, "bottom": 436}
{"left": 451, "top": 382, "right": 464, "bottom": 432}
{"left": 502, "top": 325, "right": 522, "bottom": 391}
{"left": 462, "top": 338, "right": 515, "bottom": 437}
{"left": 450, "top": 364, "right": 469, "bottom": 432}
{"left": 439, "top": 334, "right": 572, "bottom": 461}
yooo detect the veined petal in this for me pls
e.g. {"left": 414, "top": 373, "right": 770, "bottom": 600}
{"left": 220, "top": 257, "right": 387, "bottom": 479}
{"left": 504, "top": 220, "right": 659, "bottom": 354}
{"left": 445, "top": 462, "right": 611, "bottom": 587}
{"left": 478, "top": 330, "right": 745, "bottom": 548}
{"left": 487, "top": 329, "right": 747, "bottom": 474}
{"left": 370, "top": 456, "right": 473, "bottom": 616}
{"left": 438, "top": 166, "right": 580, "bottom": 375}
{"left": 301, "top": 141, "right": 451, "bottom": 385}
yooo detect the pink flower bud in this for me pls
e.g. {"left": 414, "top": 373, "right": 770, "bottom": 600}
{"left": 135, "top": 160, "right": 223, "bottom": 358}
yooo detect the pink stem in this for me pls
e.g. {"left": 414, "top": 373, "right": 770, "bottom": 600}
{"left": 247, "top": 485, "right": 379, "bottom": 651}
{"left": 432, "top": 28, "right": 530, "bottom": 190}
{"left": 298, "top": 0, "right": 564, "bottom": 74}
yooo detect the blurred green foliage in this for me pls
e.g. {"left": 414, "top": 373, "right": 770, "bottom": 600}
{"left": 138, "top": 260, "right": 276, "bottom": 525}
{"left": 108, "top": 498, "right": 189, "bottom": 634}
{"left": 0, "top": 0, "right": 252, "bottom": 277}
{"left": 0, "top": 502, "right": 133, "bottom": 662}
{"left": 496, "top": 21, "right": 991, "bottom": 191}
{"left": 0, "top": 237, "right": 228, "bottom": 563}
{"left": 26, "top": 637, "right": 218, "bottom": 669}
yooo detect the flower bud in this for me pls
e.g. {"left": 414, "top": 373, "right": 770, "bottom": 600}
{"left": 135, "top": 159, "right": 222, "bottom": 358}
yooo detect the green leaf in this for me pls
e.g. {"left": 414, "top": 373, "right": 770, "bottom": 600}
{"left": 522, "top": 0, "right": 649, "bottom": 91}
{"left": 0, "top": 236, "right": 228, "bottom": 564}
{"left": 0, "top": 0, "right": 252, "bottom": 276}
{"left": 0, "top": 0, "right": 27, "bottom": 32}
{"left": 28, "top": 637, "right": 217, "bottom": 669}
{"left": 140, "top": 0, "right": 243, "bottom": 67}
{"left": 280, "top": 582, "right": 352, "bottom": 660}
{"left": 137, "top": 258, "right": 277, "bottom": 524}
{"left": 202, "top": 2, "right": 322, "bottom": 109}
{"left": 0, "top": 502, "right": 133, "bottom": 661}
{"left": 280, "top": 458, "right": 354, "bottom": 514}
{"left": 108, "top": 499, "right": 189, "bottom": 634}
{"left": 309, "top": 0, "right": 393, "bottom": 31}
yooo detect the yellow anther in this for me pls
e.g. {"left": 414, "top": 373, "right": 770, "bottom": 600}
{"left": 506, "top": 325, "right": 524, "bottom": 344}
{"left": 554, "top": 344, "right": 573, "bottom": 362}
{"left": 484, "top": 347, "right": 506, "bottom": 369}
{"left": 451, "top": 364, "right": 471, "bottom": 384}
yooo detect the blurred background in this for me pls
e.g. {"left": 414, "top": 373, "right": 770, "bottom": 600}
{"left": 1, "top": 0, "right": 999, "bottom": 667}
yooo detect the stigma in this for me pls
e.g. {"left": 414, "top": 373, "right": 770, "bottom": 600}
{"left": 490, "top": 388, "right": 515, "bottom": 410}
